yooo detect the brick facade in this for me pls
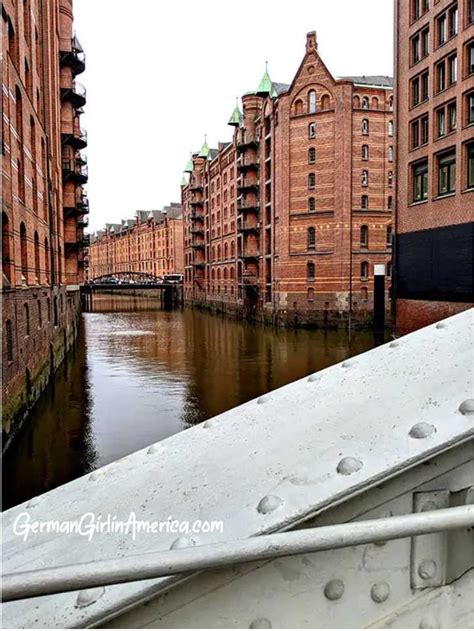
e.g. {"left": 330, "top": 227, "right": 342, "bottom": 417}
{"left": 183, "top": 33, "right": 394, "bottom": 328}
{"left": 2, "top": 0, "right": 86, "bottom": 450}
{"left": 88, "top": 205, "right": 184, "bottom": 280}
{"left": 394, "top": 0, "right": 474, "bottom": 334}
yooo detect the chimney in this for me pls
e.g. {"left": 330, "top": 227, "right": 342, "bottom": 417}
{"left": 306, "top": 31, "right": 317, "bottom": 54}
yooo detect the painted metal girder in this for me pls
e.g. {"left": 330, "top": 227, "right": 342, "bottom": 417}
{"left": 2, "top": 309, "right": 473, "bottom": 628}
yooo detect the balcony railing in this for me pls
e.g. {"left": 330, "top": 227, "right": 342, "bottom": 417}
{"left": 239, "top": 251, "right": 260, "bottom": 261}
{"left": 190, "top": 182, "right": 203, "bottom": 192}
{"left": 237, "top": 155, "right": 259, "bottom": 172}
{"left": 60, "top": 82, "right": 87, "bottom": 108}
{"left": 59, "top": 38, "right": 86, "bottom": 76}
{"left": 236, "top": 130, "right": 259, "bottom": 151}
{"left": 190, "top": 228, "right": 204, "bottom": 236}
{"left": 237, "top": 178, "right": 260, "bottom": 192}
{"left": 77, "top": 215, "right": 89, "bottom": 227}
{"left": 62, "top": 159, "right": 88, "bottom": 183}
{"left": 237, "top": 198, "right": 259, "bottom": 212}
{"left": 237, "top": 220, "right": 260, "bottom": 233}
{"left": 240, "top": 273, "right": 259, "bottom": 286}
{"left": 190, "top": 198, "right": 204, "bottom": 207}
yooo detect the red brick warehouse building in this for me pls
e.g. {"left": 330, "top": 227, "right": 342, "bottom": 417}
{"left": 88, "top": 204, "right": 184, "bottom": 280}
{"left": 394, "top": 0, "right": 474, "bottom": 334}
{"left": 182, "top": 32, "right": 395, "bottom": 328}
{"left": 2, "top": 0, "right": 88, "bottom": 450}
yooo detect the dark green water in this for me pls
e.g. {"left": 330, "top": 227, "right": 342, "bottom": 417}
{"left": 3, "top": 296, "right": 388, "bottom": 509}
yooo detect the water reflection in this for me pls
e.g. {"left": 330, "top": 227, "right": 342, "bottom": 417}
{"left": 3, "top": 296, "right": 388, "bottom": 509}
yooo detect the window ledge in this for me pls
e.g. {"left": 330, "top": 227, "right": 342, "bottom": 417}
{"left": 409, "top": 199, "right": 429, "bottom": 207}
{"left": 433, "top": 192, "right": 456, "bottom": 201}
{"left": 462, "top": 187, "right": 474, "bottom": 194}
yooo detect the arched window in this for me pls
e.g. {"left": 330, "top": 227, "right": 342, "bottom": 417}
{"left": 307, "top": 227, "right": 316, "bottom": 249}
{"left": 386, "top": 225, "right": 393, "bottom": 247}
{"left": 217, "top": 244, "right": 221, "bottom": 260}
{"left": 47, "top": 297, "right": 51, "bottom": 322}
{"left": 387, "top": 260, "right": 392, "bottom": 278}
{"left": 362, "top": 144, "right": 369, "bottom": 161}
{"left": 24, "top": 303, "right": 30, "bottom": 336}
{"left": 224, "top": 267, "right": 228, "bottom": 280}
{"left": 308, "top": 90, "right": 317, "bottom": 114}
{"left": 308, "top": 123, "right": 316, "bottom": 139}
{"left": 5, "top": 319, "right": 14, "bottom": 361}
{"left": 321, "top": 94, "right": 331, "bottom": 110}
{"left": 20, "top": 222, "right": 28, "bottom": 283}
{"left": 361, "top": 287, "right": 368, "bottom": 300}
{"left": 361, "top": 195, "right": 369, "bottom": 209}
{"left": 388, "top": 120, "right": 394, "bottom": 136}
{"left": 307, "top": 261, "right": 315, "bottom": 280}
{"left": 308, "top": 173, "right": 316, "bottom": 189}
{"left": 362, "top": 170, "right": 369, "bottom": 187}
{"left": 212, "top": 245, "right": 215, "bottom": 261}
{"left": 361, "top": 261, "right": 369, "bottom": 280}
{"left": 211, "top": 268, "right": 215, "bottom": 280}
{"left": 388, "top": 171, "right": 393, "bottom": 187}
{"left": 360, "top": 225, "right": 369, "bottom": 247}
{"left": 2, "top": 212, "right": 11, "bottom": 283}
{"left": 362, "top": 96, "right": 369, "bottom": 109}
{"left": 389, "top": 96, "right": 394, "bottom": 111}
{"left": 371, "top": 97, "right": 379, "bottom": 110}
{"left": 230, "top": 267, "right": 235, "bottom": 279}
{"left": 388, "top": 146, "right": 394, "bottom": 162}
{"left": 307, "top": 287, "right": 315, "bottom": 302}
{"left": 353, "top": 95, "right": 361, "bottom": 108}
{"left": 362, "top": 119, "right": 369, "bottom": 135}
{"left": 34, "top": 231, "right": 40, "bottom": 283}
{"left": 224, "top": 243, "right": 228, "bottom": 259}
{"left": 308, "top": 147, "right": 316, "bottom": 164}
{"left": 294, "top": 99, "right": 303, "bottom": 115}
{"left": 217, "top": 268, "right": 221, "bottom": 280}
{"left": 231, "top": 240, "right": 235, "bottom": 257}
{"left": 308, "top": 197, "right": 316, "bottom": 212}
{"left": 388, "top": 195, "right": 393, "bottom": 210}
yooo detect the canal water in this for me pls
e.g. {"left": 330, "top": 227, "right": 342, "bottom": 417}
{"left": 3, "top": 296, "right": 388, "bottom": 510}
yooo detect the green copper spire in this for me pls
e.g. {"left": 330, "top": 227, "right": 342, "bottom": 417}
{"left": 184, "top": 153, "right": 194, "bottom": 173}
{"left": 198, "top": 135, "right": 209, "bottom": 158}
{"left": 256, "top": 61, "right": 272, "bottom": 95}
{"left": 228, "top": 98, "right": 243, "bottom": 126}
{"left": 270, "top": 84, "right": 278, "bottom": 99}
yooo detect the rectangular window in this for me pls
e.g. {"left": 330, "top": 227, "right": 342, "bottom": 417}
{"left": 413, "top": 160, "right": 429, "bottom": 201}
{"left": 469, "top": 0, "right": 474, "bottom": 25}
{"left": 412, "top": 0, "right": 420, "bottom": 21}
{"left": 412, "top": 76, "right": 420, "bottom": 106}
{"left": 412, "top": 33, "right": 421, "bottom": 64}
{"left": 448, "top": 54, "right": 457, "bottom": 84}
{"left": 421, "top": 115, "right": 429, "bottom": 144}
{"left": 467, "top": 42, "right": 474, "bottom": 75}
{"left": 448, "top": 4, "right": 458, "bottom": 36}
{"left": 467, "top": 142, "right": 474, "bottom": 188}
{"left": 437, "top": 108, "right": 446, "bottom": 136}
{"left": 421, "top": 71, "right": 429, "bottom": 101}
{"left": 438, "top": 14, "right": 447, "bottom": 46}
{"left": 438, "top": 150, "right": 456, "bottom": 196}
{"left": 436, "top": 60, "right": 446, "bottom": 92}
{"left": 422, "top": 27, "right": 430, "bottom": 57}
{"left": 412, "top": 119, "right": 420, "bottom": 148}
{"left": 448, "top": 101, "right": 457, "bottom": 132}
{"left": 467, "top": 91, "right": 474, "bottom": 125}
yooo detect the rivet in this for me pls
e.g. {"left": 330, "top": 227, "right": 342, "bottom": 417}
{"left": 307, "top": 374, "right": 320, "bottom": 383}
{"left": 170, "top": 536, "right": 196, "bottom": 550}
{"left": 435, "top": 321, "right": 447, "bottom": 329}
{"left": 336, "top": 456, "right": 363, "bottom": 475}
{"left": 341, "top": 360, "right": 354, "bottom": 368}
{"left": 370, "top": 581, "right": 390, "bottom": 603}
{"left": 421, "top": 500, "right": 438, "bottom": 512}
{"left": 389, "top": 340, "right": 400, "bottom": 348}
{"left": 419, "top": 618, "right": 437, "bottom": 628}
{"left": 409, "top": 422, "right": 436, "bottom": 439}
{"left": 203, "top": 420, "right": 213, "bottom": 428}
{"left": 418, "top": 559, "right": 437, "bottom": 580}
{"left": 257, "top": 395, "right": 270, "bottom": 404}
{"left": 75, "top": 587, "right": 105, "bottom": 608}
{"left": 374, "top": 539, "right": 387, "bottom": 547}
{"left": 249, "top": 618, "right": 272, "bottom": 629}
{"left": 88, "top": 473, "right": 98, "bottom": 482}
{"left": 26, "top": 497, "right": 40, "bottom": 508}
{"left": 324, "top": 578, "right": 345, "bottom": 600}
{"left": 147, "top": 445, "right": 158, "bottom": 454}
{"left": 257, "top": 495, "right": 283, "bottom": 514}
{"left": 459, "top": 399, "right": 474, "bottom": 415}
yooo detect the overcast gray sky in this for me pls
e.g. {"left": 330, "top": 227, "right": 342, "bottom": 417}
{"left": 75, "top": 0, "right": 394, "bottom": 232}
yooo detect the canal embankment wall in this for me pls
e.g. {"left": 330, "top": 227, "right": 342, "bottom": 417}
{"left": 2, "top": 287, "right": 81, "bottom": 454}
{"left": 185, "top": 297, "right": 392, "bottom": 330}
